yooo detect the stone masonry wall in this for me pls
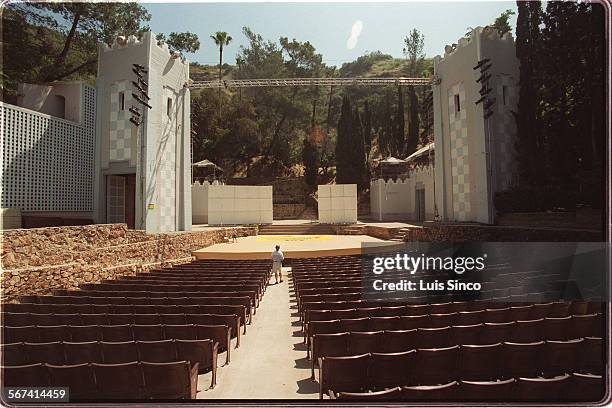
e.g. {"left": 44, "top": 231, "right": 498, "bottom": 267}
{"left": 1, "top": 224, "right": 257, "bottom": 302}
{"left": 402, "top": 224, "right": 602, "bottom": 242}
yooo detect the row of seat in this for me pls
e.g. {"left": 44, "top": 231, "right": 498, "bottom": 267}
{"left": 317, "top": 348, "right": 603, "bottom": 400}
{"left": 2, "top": 312, "right": 241, "bottom": 344}
{"left": 306, "top": 314, "right": 602, "bottom": 347}
{"left": 300, "top": 298, "right": 602, "bottom": 320}
{"left": 2, "top": 303, "right": 249, "bottom": 328}
{"left": 2, "top": 361, "right": 199, "bottom": 399}
{"left": 311, "top": 330, "right": 601, "bottom": 377}
{"left": 20, "top": 291, "right": 259, "bottom": 311}
{"left": 19, "top": 295, "right": 256, "bottom": 316}
{"left": 2, "top": 324, "right": 231, "bottom": 359}
{"left": 2, "top": 339, "right": 218, "bottom": 385}
{"left": 302, "top": 301, "right": 598, "bottom": 325}
{"left": 329, "top": 374, "right": 603, "bottom": 401}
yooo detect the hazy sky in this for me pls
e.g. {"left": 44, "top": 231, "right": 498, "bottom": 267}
{"left": 144, "top": 2, "right": 518, "bottom": 66}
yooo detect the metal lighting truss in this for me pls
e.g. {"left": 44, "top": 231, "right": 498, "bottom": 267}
{"left": 189, "top": 77, "right": 432, "bottom": 89}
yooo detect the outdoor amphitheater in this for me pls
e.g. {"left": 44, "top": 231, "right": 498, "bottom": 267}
{"left": 0, "top": 225, "right": 605, "bottom": 402}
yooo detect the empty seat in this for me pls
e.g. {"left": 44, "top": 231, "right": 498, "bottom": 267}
{"left": 542, "top": 338, "right": 583, "bottom": 376}
{"left": 3, "top": 326, "right": 37, "bottom": 343}
{"left": 572, "top": 314, "right": 601, "bottom": 338}
{"left": 451, "top": 324, "right": 483, "bottom": 345}
{"left": 370, "top": 350, "right": 416, "bottom": 390}
{"left": 134, "top": 314, "right": 161, "bottom": 325}
{"left": 2, "top": 363, "right": 49, "bottom": 387}
{"left": 480, "top": 322, "right": 514, "bottom": 344}
{"left": 57, "top": 313, "right": 84, "bottom": 326}
{"left": 175, "top": 339, "right": 217, "bottom": 388}
{"left": 511, "top": 319, "right": 543, "bottom": 343}
{"left": 137, "top": 340, "right": 177, "bottom": 363}
{"left": 415, "top": 345, "right": 459, "bottom": 385}
{"left": 64, "top": 341, "right": 103, "bottom": 364}
{"left": 160, "top": 314, "right": 187, "bottom": 325}
{"left": 369, "top": 317, "right": 398, "bottom": 331}
{"left": 484, "top": 307, "right": 510, "bottom": 323}
{"left": 348, "top": 331, "right": 385, "bottom": 354}
{"left": 311, "top": 333, "right": 349, "bottom": 378}
{"left": 341, "top": 317, "right": 369, "bottom": 332}
{"left": 133, "top": 325, "right": 165, "bottom": 341}
{"left": 580, "top": 337, "right": 603, "bottom": 375}
{"left": 164, "top": 324, "right": 197, "bottom": 340}
{"left": 47, "top": 363, "right": 97, "bottom": 400}
{"left": 69, "top": 325, "right": 101, "bottom": 342}
{"left": 397, "top": 315, "right": 428, "bottom": 331}
{"left": 543, "top": 316, "right": 571, "bottom": 340}
{"left": 1, "top": 342, "right": 27, "bottom": 365}
{"left": 24, "top": 342, "right": 65, "bottom": 365}
{"left": 502, "top": 341, "right": 544, "bottom": 378}
{"left": 460, "top": 343, "right": 502, "bottom": 381}
{"left": 3, "top": 313, "right": 31, "bottom": 327}
{"left": 456, "top": 310, "right": 485, "bottom": 326}
{"left": 318, "top": 354, "right": 369, "bottom": 399}
{"left": 37, "top": 325, "right": 71, "bottom": 342}
{"left": 399, "top": 381, "right": 458, "bottom": 401}
{"left": 195, "top": 325, "right": 230, "bottom": 365}
{"left": 335, "top": 387, "right": 403, "bottom": 400}
{"left": 568, "top": 373, "right": 604, "bottom": 402}
{"left": 30, "top": 313, "right": 60, "bottom": 326}
{"left": 142, "top": 361, "right": 197, "bottom": 399}
{"left": 417, "top": 326, "right": 452, "bottom": 348}
{"left": 93, "top": 362, "right": 145, "bottom": 399}
{"left": 101, "top": 341, "right": 139, "bottom": 364}
{"left": 81, "top": 314, "right": 109, "bottom": 326}
{"left": 458, "top": 378, "right": 515, "bottom": 401}
{"left": 514, "top": 375, "right": 570, "bottom": 401}
{"left": 379, "top": 329, "right": 417, "bottom": 353}
{"left": 109, "top": 314, "right": 135, "bottom": 325}
{"left": 101, "top": 325, "right": 133, "bottom": 342}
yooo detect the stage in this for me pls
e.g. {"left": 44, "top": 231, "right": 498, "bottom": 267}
{"left": 192, "top": 234, "right": 405, "bottom": 260}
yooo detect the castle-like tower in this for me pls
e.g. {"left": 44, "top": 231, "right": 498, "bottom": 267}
{"left": 94, "top": 32, "right": 192, "bottom": 232}
{"left": 432, "top": 26, "right": 519, "bottom": 224}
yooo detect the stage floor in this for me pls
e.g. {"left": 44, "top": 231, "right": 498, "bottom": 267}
{"left": 192, "top": 234, "right": 404, "bottom": 260}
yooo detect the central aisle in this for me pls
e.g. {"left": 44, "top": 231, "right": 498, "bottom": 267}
{"left": 198, "top": 269, "right": 318, "bottom": 399}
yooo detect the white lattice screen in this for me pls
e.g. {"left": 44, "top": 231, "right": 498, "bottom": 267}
{"left": 1, "top": 85, "right": 96, "bottom": 212}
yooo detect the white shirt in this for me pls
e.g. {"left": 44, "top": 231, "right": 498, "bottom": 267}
{"left": 271, "top": 250, "right": 284, "bottom": 263}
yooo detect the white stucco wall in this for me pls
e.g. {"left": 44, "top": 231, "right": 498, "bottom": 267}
{"left": 95, "top": 32, "right": 191, "bottom": 232}
{"left": 432, "top": 27, "right": 519, "bottom": 224}
{"left": 370, "top": 165, "right": 435, "bottom": 221}
{"left": 318, "top": 184, "right": 357, "bottom": 224}
{"left": 192, "top": 183, "right": 273, "bottom": 225}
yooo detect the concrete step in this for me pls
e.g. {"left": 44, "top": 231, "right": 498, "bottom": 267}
{"left": 258, "top": 224, "right": 335, "bottom": 235}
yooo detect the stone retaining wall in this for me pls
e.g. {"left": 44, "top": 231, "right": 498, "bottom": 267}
{"left": 402, "top": 224, "right": 602, "bottom": 242}
{"left": 1, "top": 224, "right": 257, "bottom": 302}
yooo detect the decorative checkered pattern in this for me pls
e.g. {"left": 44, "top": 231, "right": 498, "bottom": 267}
{"left": 1, "top": 85, "right": 95, "bottom": 212}
{"left": 494, "top": 75, "right": 518, "bottom": 190}
{"left": 158, "top": 90, "right": 177, "bottom": 232}
{"left": 448, "top": 83, "right": 471, "bottom": 221}
{"left": 109, "top": 81, "right": 132, "bottom": 162}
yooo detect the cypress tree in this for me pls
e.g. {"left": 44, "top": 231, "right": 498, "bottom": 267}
{"left": 363, "top": 100, "right": 372, "bottom": 160}
{"left": 395, "top": 86, "right": 406, "bottom": 156}
{"left": 514, "top": 0, "right": 542, "bottom": 187}
{"left": 406, "top": 86, "right": 419, "bottom": 156}
{"left": 302, "top": 137, "right": 318, "bottom": 190}
{"left": 335, "top": 94, "right": 352, "bottom": 184}
{"left": 353, "top": 106, "right": 367, "bottom": 189}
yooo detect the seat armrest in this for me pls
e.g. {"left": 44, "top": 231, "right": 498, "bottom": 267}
{"left": 190, "top": 362, "right": 199, "bottom": 399}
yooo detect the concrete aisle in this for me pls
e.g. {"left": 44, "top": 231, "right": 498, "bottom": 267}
{"left": 198, "top": 269, "right": 318, "bottom": 399}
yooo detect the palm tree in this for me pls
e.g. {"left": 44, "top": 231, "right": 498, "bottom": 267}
{"left": 210, "top": 31, "right": 232, "bottom": 106}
